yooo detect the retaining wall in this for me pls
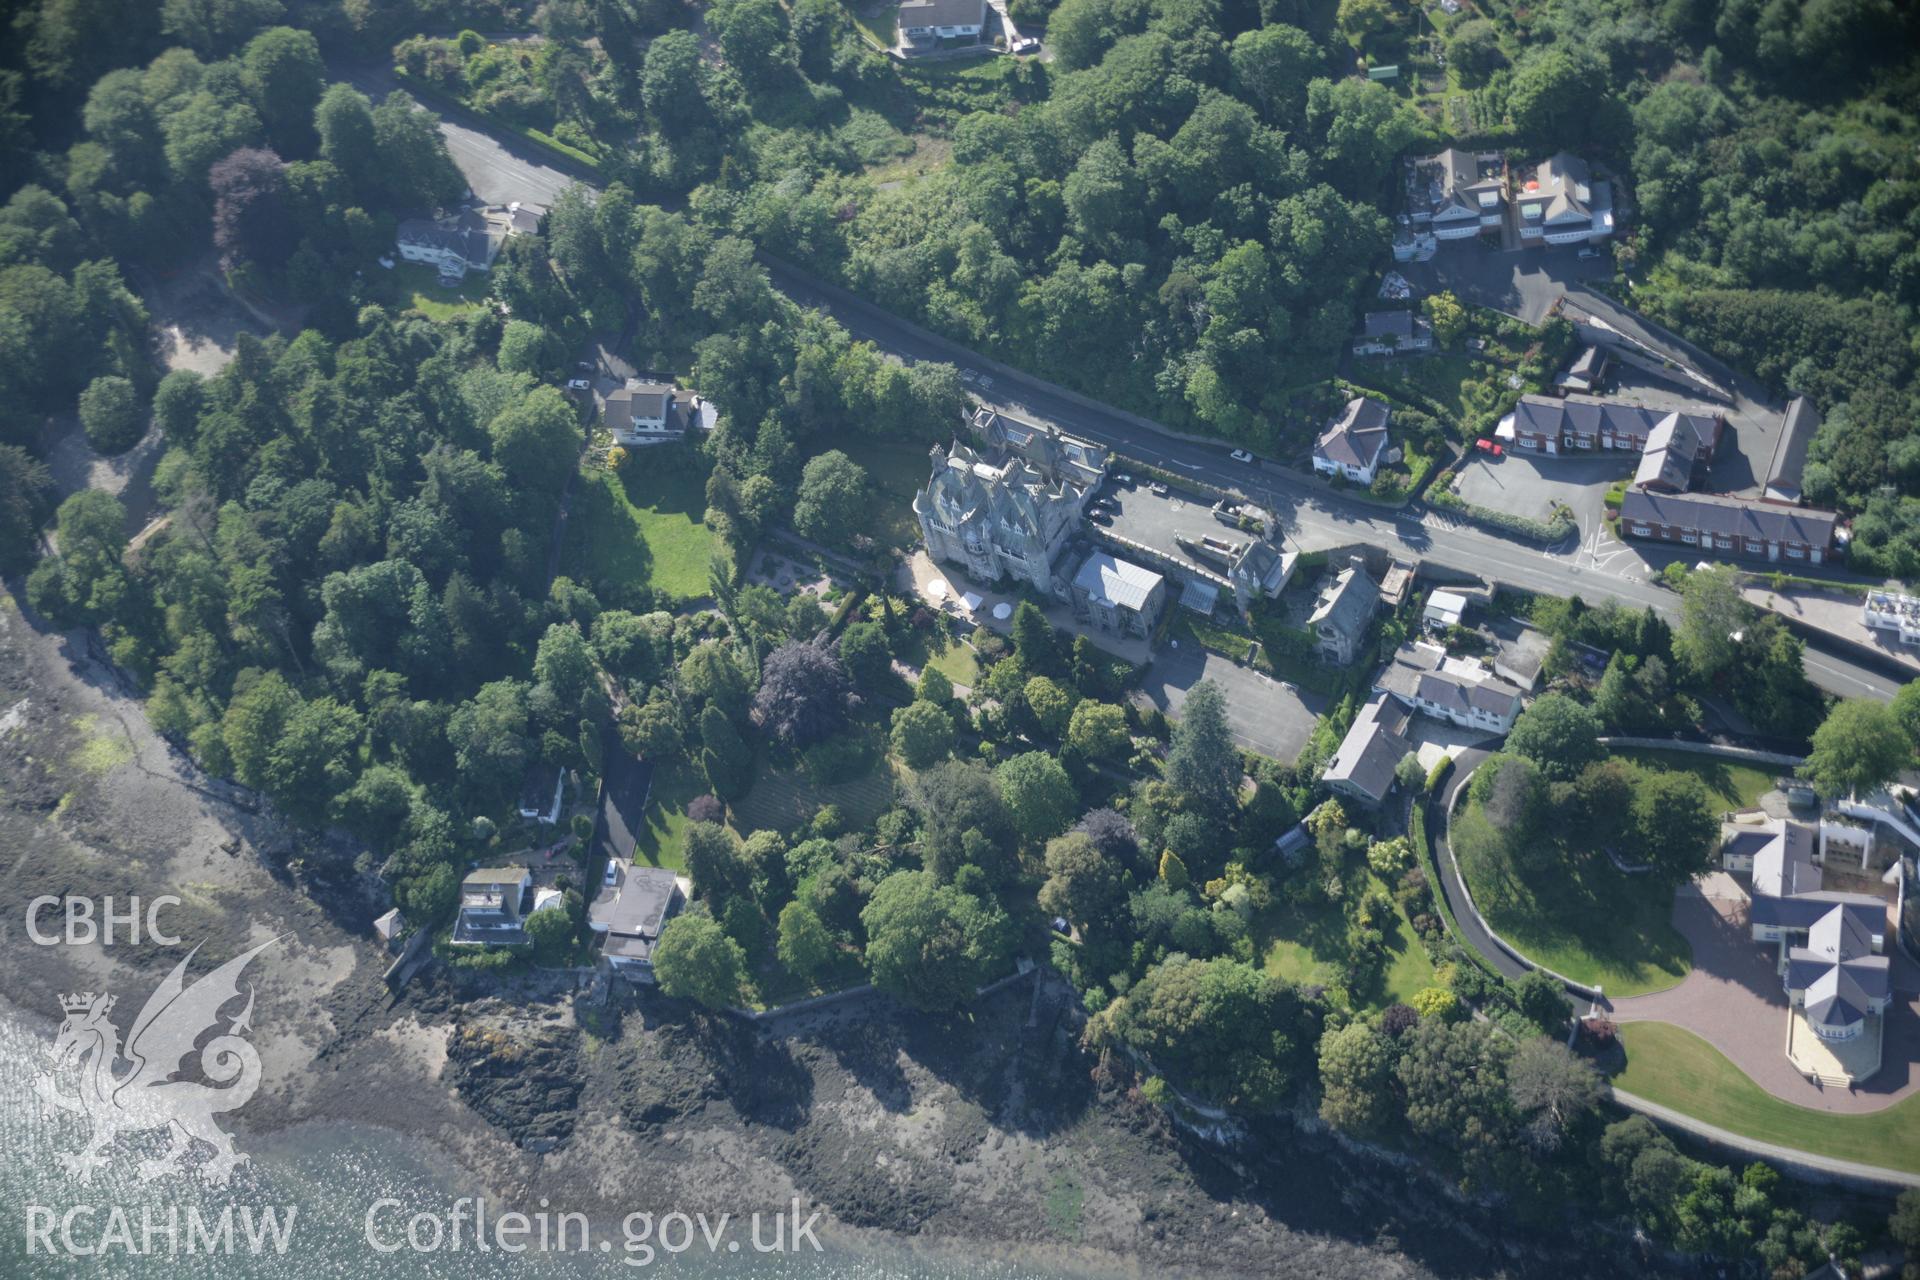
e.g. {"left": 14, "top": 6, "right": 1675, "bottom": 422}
{"left": 1598, "top": 736, "right": 1807, "bottom": 767}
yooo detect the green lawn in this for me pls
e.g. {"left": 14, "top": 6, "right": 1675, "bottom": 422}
{"left": 1258, "top": 872, "right": 1437, "bottom": 1010}
{"left": 1613, "top": 1022, "right": 1920, "bottom": 1175}
{"left": 1453, "top": 800, "right": 1691, "bottom": 997}
{"left": 632, "top": 762, "right": 702, "bottom": 872}
{"left": 563, "top": 464, "right": 718, "bottom": 605}
{"left": 388, "top": 261, "right": 491, "bottom": 321}
{"left": 1612, "top": 748, "right": 1776, "bottom": 813}
{"left": 894, "top": 628, "right": 980, "bottom": 688}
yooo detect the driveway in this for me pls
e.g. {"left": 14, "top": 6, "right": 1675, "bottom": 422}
{"left": 1453, "top": 452, "right": 1624, "bottom": 528}
{"left": 1400, "top": 240, "right": 1614, "bottom": 325}
{"left": 1608, "top": 874, "right": 1920, "bottom": 1113}
{"left": 1137, "top": 643, "right": 1323, "bottom": 763}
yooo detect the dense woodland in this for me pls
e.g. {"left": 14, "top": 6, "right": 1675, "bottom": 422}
{"left": 3, "top": 0, "right": 1920, "bottom": 1274}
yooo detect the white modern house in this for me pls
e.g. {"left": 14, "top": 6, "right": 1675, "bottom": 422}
{"left": 1864, "top": 591, "right": 1920, "bottom": 648}
{"left": 588, "top": 860, "right": 684, "bottom": 980}
{"left": 451, "top": 866, "right": 533, "bottom": 947}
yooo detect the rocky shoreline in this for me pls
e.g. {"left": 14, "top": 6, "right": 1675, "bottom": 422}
{"left": 0, "top": 590, "right": 1669, "bottom": 1278}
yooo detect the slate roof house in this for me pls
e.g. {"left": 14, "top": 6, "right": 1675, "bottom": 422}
{"left": 1618, "top": 490, "right": 1840, "bottom": 565}
{"left": 1322, "top": 692, "right": 1414, "bottom": 808}
{"left": 1554, "top": 346, "right": 1610, "bottom": 395}
{"left": 1313, "top": 397, "right": 1391, "bottom": 486}
{"left": 915, "top": 411, "right": 1107, "bottom": 597}
{"left": 1373, "top": 640, "right": 1525, "bottom": 734}
{"left": 602, "top": 380, "right": 712, "bottom": 446}
{"left": 1070, "top": 552, "right": 1166, "bottom": 638}
{"left": 1721, "top": 818, "right": 1889, "bottom": 1080}
{"left": 1227, "top": 538, "right": 1294, "bottom": 609}
{"left": 518, "top": 763, "right": 565, "bottom": 825}
{"left": 1509, "top": 394, "right": 1723, "bottom": 466}
{"left": 1762, "top": 397, "right": 1820, "bottom": 506}
{"left": 1515, "top": 152, "right": 1613, "bottom": 245}
{"left": 1308, "top": 558, "right": 1379, "bottom": 665}
{"left": 898, "top": 0, "right": 987, "bottom": 48}
{"left": 395, "top": 201, "right": 543, "bottom": 282}
{"left": 1353, "top": 310, "right": 1434, "bottom": 356}
{"left": 1407, "top": 148, "right": 1506, "bottom": 240}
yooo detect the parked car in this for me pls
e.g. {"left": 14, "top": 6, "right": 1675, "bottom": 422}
{"left": 1089, "top": 510, "right": 1113, "bottom": 526}
{"left": 1149, "top": 481, "right": 1170, "bottom": 496}
{"left": 1229, "top": 448, "right": 1254, "bottom": 463}
{"left": 1115, "top": 472, "right": 1134, "bottom": 486}
{"left": 1013, "top": 37, "right": 1040, "bottom": 53}
{"left": 1577, "top": 247, "right": 1602, "bottom": 260}
{"left": 376, "top": 255, "right": 395, "bottom": 269}
{"left": 1474, "top": 438, "right": 1494, "bottom": 452}
{"left": 565, "top": 378, "right": 591, "bottom": 392}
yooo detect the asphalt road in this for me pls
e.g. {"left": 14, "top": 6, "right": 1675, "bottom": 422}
{"left": 335, "top": 64, "right": 583, "bottom": 209}
{"left": 360, "top": 76, "right": 1900, "bottom": 703}
{"left": 1424, "top": 747, "right": 1531, "bottom": 983}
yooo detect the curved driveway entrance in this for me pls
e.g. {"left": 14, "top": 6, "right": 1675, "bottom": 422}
{"left": 1608, "top": 872, "right": 1920, "bottom": 1113}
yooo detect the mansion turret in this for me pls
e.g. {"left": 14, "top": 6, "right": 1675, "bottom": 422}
{"left": 914, "top": 410, "right": 1108, "bottom": 595}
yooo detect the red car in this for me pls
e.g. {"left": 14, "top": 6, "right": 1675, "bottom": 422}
{"left": 1474, "top": 438, "right": 1505, "bottom": 457}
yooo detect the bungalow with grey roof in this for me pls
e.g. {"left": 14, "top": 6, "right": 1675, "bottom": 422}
{"left": 898, "top": 0, "right": 987, "bottom": 48}
{"left": 1761, "top": 397, "right": 1820, "bottom": 506}
{"left": 1554, "top": 346, "right": 1610, "bottom": 395}
{"left": 1352, "top": 310, "right": 1433, "bottom": 356}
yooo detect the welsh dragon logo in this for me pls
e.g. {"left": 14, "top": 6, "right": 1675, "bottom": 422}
{"left": 35, "top": 938, "right": 276, "bottom": 1186}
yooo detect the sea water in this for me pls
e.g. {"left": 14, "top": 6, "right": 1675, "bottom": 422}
{"left": 0, "top": 1006, "right": 1127, "bottom": 1280}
